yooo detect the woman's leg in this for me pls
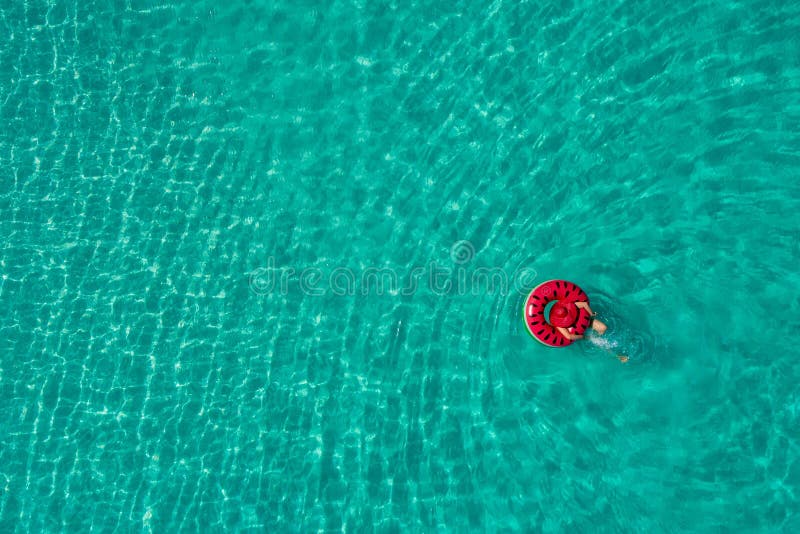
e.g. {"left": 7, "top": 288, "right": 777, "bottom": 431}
{"left": 591, "top": 318, "right": 607, "bottom": 335}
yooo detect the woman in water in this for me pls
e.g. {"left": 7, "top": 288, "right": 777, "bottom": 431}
{"left": 550, "top": 301, "right": 628, "bottom": 362}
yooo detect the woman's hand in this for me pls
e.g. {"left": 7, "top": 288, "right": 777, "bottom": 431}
{"left": 557, "top": 327, "right": 583, "bottom": 341}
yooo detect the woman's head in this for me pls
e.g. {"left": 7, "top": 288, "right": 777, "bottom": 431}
{"left": 549, "top": 301, "right": 577, "bottom": 327}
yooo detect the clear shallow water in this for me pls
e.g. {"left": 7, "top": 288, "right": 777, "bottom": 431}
{"left": 1, "top": 0, "right": 799, "bottom": 531}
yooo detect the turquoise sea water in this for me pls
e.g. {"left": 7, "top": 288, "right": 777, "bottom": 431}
{"left": 2, "top": 0, "right": 800, "bottom": 531}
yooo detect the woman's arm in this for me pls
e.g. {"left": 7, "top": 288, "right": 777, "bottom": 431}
{"left": 557, "top": 327, "right": 583, "bottom": 340}
{"left": 574, "top": 301, "right": 596, "bottom": 315}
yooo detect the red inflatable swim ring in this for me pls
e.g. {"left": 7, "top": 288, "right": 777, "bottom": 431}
{"left": 523, "top": 279, "right": 592, "bottom": 347}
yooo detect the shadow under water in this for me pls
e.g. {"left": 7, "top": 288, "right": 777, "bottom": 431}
{"left": 575, "top": 287, "right": 665, "bottom": 365}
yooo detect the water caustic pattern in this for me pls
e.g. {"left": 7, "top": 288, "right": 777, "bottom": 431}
{"left": 1, "top": 0, "right": 800, "bottom": 531}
